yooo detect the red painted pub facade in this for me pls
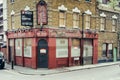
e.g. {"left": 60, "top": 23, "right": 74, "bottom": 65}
{"left": 6, "top": 28, "right": 98, "bottom": 69}
{"left": 6, "top": 0, "right": 98, "bottom": 69}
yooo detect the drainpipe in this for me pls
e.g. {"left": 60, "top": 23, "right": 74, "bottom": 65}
{"left": 81, "top": 12, "right": 85, "bottom": 65}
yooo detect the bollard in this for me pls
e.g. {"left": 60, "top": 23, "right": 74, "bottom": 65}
{"left": 11, "top": 60, "right": 14, "bottom": 69}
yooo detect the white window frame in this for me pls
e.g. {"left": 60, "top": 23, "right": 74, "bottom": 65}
{"left": 85, "top": 15, "right": 90, "bottom": 29}
{"left": 73, "top": 13, "right": 79, "bottom": 28}
{"left": 100, "top": 17, "right": 106, "bottom": 31}
{"left": 59, "top": 11, "right": 66, "bottom": 28}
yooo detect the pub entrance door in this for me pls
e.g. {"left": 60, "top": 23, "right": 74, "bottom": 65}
{"left": 38, "top": 39, "right": 48, "bottom": 68}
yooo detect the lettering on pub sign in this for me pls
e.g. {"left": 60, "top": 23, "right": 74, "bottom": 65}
{"left": 21, "top": 10, "right": 33, "bottom": 27}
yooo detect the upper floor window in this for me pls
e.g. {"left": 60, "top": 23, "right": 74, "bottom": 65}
{"left": 118, "top": 2, "right": 120, "bottom": 7}
{"left": 10, "top": 10, "right": 15, "bottom": 29}
{"left": 11, "top": 15, "right": 15, "bottom": 29}
{"left": 102, "top": 0, "right": 110, "bottom": 4}
{"left": 73, "top": 13, "right": 79, "bottom": 28}
{"left": 59, "top": 11, "right": 66, "bottom": 27}
{"left": 85, "top": 15, "right": 91, "bottom": 29}
{"left": 112, "top": 19, "right": 117, "bottom": 32}
{"left": 10, "top": 0, "right": 15, "bottom": 3}
{"left": 85, "top": 0, "right": 91, "bottom": 2}
{"left": 0, "top": 9, "right": 3, "bottom": 16}
{"left": 100, "top": 17, "right": 106, "bottom": 31}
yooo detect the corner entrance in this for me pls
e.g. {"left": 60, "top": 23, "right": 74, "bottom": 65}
{"left": 38, "top": 39, "right": 48, "bottom": 68}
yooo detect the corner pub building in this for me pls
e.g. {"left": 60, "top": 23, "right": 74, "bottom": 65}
{"left": 6, "top": 0, "right": 98, "bottom": 69}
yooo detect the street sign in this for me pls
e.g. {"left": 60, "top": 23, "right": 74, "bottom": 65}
{"left": 21, "top": 10, "right": 33, "bottom": 27}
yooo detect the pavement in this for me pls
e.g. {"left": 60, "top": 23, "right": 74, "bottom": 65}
{"left": 5, "top": 62, "right": 120, "bottom": 75}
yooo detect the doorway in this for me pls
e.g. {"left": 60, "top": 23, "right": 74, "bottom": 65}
{"left": 9, "top": 46, "right": 12, "bottom": 62}
{"left": 38, "top": 39, "right": 48, "bottom": 68}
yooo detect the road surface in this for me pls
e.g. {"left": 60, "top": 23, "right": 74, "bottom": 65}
{"left": 0, "top": 65, "right": 120, "bottom": 80}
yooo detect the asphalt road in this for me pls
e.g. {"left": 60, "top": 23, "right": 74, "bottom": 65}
{"left": 0, "top": 65, "right": 120, "bottom": 80}
{"left": 40, "top": 65, "right": 120, "bottom": 80}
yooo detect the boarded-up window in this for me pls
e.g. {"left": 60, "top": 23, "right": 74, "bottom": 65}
{"left": 73, "top": 13, "right": 79, "bottom": 28}
{"left": 59, "top": 11, "right": 66, "bottom": 27}
{"left": 85, "top": 15, "right": 90, "bottom": 29}
{"left": 15, "top": 39, "right": 22, "bottom": 56}
{"left": 56, "top": 38, "right": 68, "bottom": 58}
{"left": 71, "top": 39, "right": 80, "bottom": 57}
{"left": 24, "top": 38, "right": 32, "bottom": 57}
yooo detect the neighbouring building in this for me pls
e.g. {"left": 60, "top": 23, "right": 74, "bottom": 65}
{"left": 0, "top": 4, "right": 4, "bottom": 46}
{"left": 0, "top": 1, "right": 7, "bottom": 58}
{"left": 97, "top": 0, "right": 120, "bottom": 63}
{"left": 6, "top": 0, "right": 98, "bottom": 69}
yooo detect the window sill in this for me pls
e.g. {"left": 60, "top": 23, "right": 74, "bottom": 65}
{"left": 73, "top": 26, "right": 79, "bottom": 29}
{"left": 112, "top": 31, "right": 116, "bottom": 33}
{"left": 59, "top": 25, "right": 66, "bottom": 28}
{"left": 100, "top": 29, "right": 105, "bottom": 32}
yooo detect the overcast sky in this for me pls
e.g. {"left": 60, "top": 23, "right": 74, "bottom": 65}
{"left": 0, "top": 0, "right": 3, "bottom": 3}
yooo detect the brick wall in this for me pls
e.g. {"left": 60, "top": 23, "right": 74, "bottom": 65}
{"left": 7, "top": 0, "right": 97, "bottom": 30}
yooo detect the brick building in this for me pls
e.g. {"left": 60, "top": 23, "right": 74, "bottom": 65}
{"left": 97, "top": 0, "right": 120, "bottom": 63}
{"left": 0, "top": 1, "right": 7, "bottom": 59}
{"left": 0, "top": 4, "right": 3, "bottom": 45}
{"left": 6, "top": 0, "right": 99, "bottom": 69}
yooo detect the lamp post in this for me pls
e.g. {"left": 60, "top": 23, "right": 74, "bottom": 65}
{"left": 10, "top": 10, "right": 15, "bottom": 69}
